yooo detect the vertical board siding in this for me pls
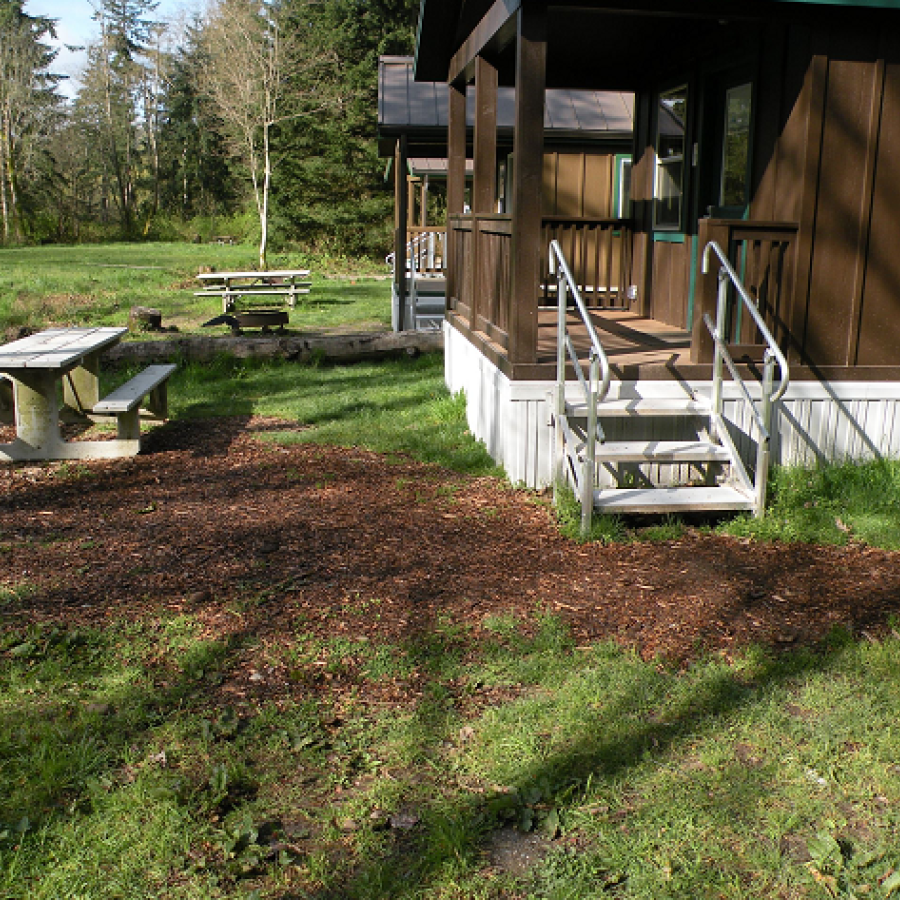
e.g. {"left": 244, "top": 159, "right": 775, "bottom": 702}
{"left": 805, "top": 53, "right": 878, "bottom": 367}
{"left": 542, "top": 152, "right": 615, "bottom": 218}
{"left": 856, "top": 49, "right": 900, "bottom": 366}
{"left": 649, "top": 238, "right": 692, "bottom": 330}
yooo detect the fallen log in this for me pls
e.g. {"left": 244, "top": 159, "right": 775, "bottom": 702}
{"left": 104, "top": 330, "right": 443, "bottom": 366}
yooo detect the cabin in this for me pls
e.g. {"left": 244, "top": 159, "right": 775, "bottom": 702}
{"left": 377, "top": 55, "right": 633, "bottom": 331}
{"left": 414, "top": 0, "right": 900, "bottom": 522}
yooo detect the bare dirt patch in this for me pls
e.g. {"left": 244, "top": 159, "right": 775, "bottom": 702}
{"left": 2, "top": 416, "right": 900, "bottom": 677}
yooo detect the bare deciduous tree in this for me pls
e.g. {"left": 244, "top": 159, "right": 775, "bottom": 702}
{"left": 199, "top": 0, "right": 341, "bottom": 268}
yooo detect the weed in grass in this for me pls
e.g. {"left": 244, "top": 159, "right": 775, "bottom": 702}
{"left": 554, "top": 483, "right": 628, "bottom": 543}
{"left": 636, "top": 514, "right": 686, "bottom": 542}
{"left": 0, "top": 580, "right": 36, "bottom": 606}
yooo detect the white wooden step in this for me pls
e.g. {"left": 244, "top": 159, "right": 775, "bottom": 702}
{"left": 594, "top": 439, "right": 730, "bottom": 463}
{"left": 593, "top": 485, "right": 754, "bottom": 514}
{"left": 566, "top": 398, "right": 710, "bottom": 418}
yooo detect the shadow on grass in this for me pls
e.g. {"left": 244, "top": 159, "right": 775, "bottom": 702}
{"left": 276, "top": 631, "right": 862, "bottom": 899}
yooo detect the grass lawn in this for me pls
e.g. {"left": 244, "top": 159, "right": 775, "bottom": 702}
{"left": 0, "top": 243, "right": 392, "bottom": 337}
{"left": 2, "top": 243, "right": 900, "bottom": 898}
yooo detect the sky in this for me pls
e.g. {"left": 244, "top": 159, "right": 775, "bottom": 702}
{"left": 24, "top": 0, "right": 188, "bottom": 98}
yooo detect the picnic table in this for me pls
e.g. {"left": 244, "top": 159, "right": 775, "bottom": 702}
{"left": 0, "top": 327, "right": 175, "bottom": 462}
{"left": 195, "top": 269, "right": 312, "bottom": 313}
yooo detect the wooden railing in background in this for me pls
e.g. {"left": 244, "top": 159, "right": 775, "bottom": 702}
{"left": 406, "top": 226, "right": 446, "bottom": 276}
{"left": 692, "top": 219, "right": 799, "bottom": 364}
{"left": 691, "top": 219, "right": 802, "bottom": 363}
{"left": 540, "top": 217, "right": 632, "bottom": 308}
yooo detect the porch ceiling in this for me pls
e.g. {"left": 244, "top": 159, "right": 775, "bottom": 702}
{"left": 416, "top": 0, "right": 895, "bottom": 87}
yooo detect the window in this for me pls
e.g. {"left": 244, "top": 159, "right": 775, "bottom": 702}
{"left": 720, "top": 82, "right": 752, "bottom": 209}
{"left": 615, "top": 154, "right": 632, "bottom": 219}
{"left": 654, "top": 85, "right": 688, "bottom": 230}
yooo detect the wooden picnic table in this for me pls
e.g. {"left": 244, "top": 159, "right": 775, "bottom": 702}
{"left": 195, "top": 269, "right": 312, "bottom": 313}
{"left": 0, "top": 327, "right": 174, "bottom": 461}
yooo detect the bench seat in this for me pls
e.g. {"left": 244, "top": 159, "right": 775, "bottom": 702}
{"left": 193, "top": 288, "right": 311, "bottom": 296}
{"left": 94, "top": 364, "right": 176, "bottom": 445}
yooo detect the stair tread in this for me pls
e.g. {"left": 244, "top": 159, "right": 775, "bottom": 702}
{"left": 567, "top": 398, "right": 710, "bottom": 417}
{"left": 594, "top": 439, "right": 730, "bottom": 463}
{"left": 593, "top": 485, "right": 754, "bottom": 513}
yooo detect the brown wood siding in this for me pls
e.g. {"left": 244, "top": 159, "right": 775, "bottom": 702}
{"left": 749, "top": 24, "right": 900, "bottom": 368}
{"left": 804, "top": 53, "right": 878, "bottom": 367}
{"left": 541, "top": 152, "right": 615, "bottom": 217}
{"left": 649, "top": 238, "right": 691, "bottom": 329}
{"left": 856, "top": 50, "right": 900, "bottom": 366}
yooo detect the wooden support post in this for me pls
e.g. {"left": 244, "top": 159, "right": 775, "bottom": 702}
{"left": 508, "top": 3, "right": 546, "bottom": 365}
{"left": 407, "top": 176, "right": 417, "bottom": 228}
{"left": 447, "top": 80, "right": 467, "bottom": 316}
{"left": 473, "top": 56, "right": 498, "bottom": 215}
{"left": 394, "top": 135, "right": 409, "bottom": 331}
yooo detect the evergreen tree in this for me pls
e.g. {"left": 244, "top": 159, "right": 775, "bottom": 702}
{"left": 77, "top": 0, "right": 161, "bottom": 236}
{"left": 272, "top": 0, "right": 418, "bottom": 256}
{"left": 158, "top": 17, "right": 235, "bottom": 220}
{"left": 0, "top": 0, "right": 63, "bottom": 243}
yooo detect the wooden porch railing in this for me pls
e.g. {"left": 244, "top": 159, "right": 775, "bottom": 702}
{"left": 448, "top": 213, "right": 513, "bottom": 350}
{"left": 447, "top": 213, "right": 634, "bottom": 353}
{"left": 540, "top": 217, "right": 633, "bottom": 308}
{"left": 692, "top": 218, "right": 800, "bottom": 364}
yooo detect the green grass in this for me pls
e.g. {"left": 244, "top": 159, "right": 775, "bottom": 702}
{"left": 556, "top": 458, "right": 900, "bottom": 551}
{"left": 5, "top": 241, "right": 900, "bottom": 896}
{"left": 0, "top": 243, "right": 392, "bottom": 336}
{"left": 3, "top": 613, "right": 900, "bottom": 898}
{"left": 147, "top": 352, "right": 501, "bottom": 476}
{"left": 716, "top": 458, "right": 900, "bottom": 549}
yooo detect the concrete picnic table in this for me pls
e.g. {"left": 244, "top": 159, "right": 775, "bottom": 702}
{"left": 195, "top": 269, "right": 312, "bottom": 313}
{"left": 0, "top": 327, "right": 174, "bottom": 461}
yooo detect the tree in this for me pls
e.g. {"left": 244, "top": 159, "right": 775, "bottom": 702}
{"left": 158, "top": 16, "right": 235, "bottom": 220}
{"left": 0, "top": 0, "right": 62, "bottom": 243}
{"left": 77, "top": 0, "right": 161, "bottom": 236}
{"left": 273, "top": 0, "right": 418, "bottom": 256}
{"left": 198, "top": 0, "right": 341, "bottom": 268}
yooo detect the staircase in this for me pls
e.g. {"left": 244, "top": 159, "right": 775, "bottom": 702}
{"left": 389, "top": 231, "right": 447, "bottom": 332}
{"left": 550, "top": 239, "right": 789, "bottom": 533}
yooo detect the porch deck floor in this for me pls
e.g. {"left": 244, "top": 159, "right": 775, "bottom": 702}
{"left": 536, "top": 307, "right": 694, "bottom": 374}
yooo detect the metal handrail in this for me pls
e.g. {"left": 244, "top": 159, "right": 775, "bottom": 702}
{"left": 702, "top": 241, "right": 790, "bottom": 403}
{"left": 702, "top": 240, "right": 791, "bottom": 515}
{"left": 550, "top": 239, "right": 611, "bottom": 534}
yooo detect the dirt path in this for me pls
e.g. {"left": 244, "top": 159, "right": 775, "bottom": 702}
{"left": 2, "top": 416, "right": 899, "bottom": 676}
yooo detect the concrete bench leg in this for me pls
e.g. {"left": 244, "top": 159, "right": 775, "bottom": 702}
{"left": 117, "top": 407, "right": 141, "bottom": 442}
{"left": 14, "top": 370, "right": 62, "bottom": 452}
{"left": 147, "top": 381, "right": 169, "bottom": 420}
{"left": 63, "top": 352, "right": 101, "bottom": 415}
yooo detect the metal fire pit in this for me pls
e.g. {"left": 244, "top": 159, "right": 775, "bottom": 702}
{"left": 233, "top": 309, "right": 288, "bottom": 332}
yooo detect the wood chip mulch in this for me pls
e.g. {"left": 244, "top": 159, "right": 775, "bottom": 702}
{"left": 2, "top": 416, "right": 900, "bottom": 690}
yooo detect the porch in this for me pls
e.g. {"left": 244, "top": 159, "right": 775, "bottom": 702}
{"left": 444, "top": 213, "right": 900, "bottom": 495}
{"left": 446, "top": 212, "right": 802, "bottom": 383}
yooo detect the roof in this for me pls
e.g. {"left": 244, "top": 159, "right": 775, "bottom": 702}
{"left": 378, "top": 56, "right": 633, "bottom": 156}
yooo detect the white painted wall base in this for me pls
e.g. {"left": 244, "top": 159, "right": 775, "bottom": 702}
{"left": 444, "top": 322, "right": 900, "bottom": 488}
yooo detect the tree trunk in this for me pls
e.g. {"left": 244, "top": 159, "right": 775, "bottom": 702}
{"left": 259, "top": 122, "right": 270, "bottom": 270}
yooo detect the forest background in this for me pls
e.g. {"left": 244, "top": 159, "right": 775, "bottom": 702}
{"left": 0, "top": 0, "right": 419, "bottom": 259}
